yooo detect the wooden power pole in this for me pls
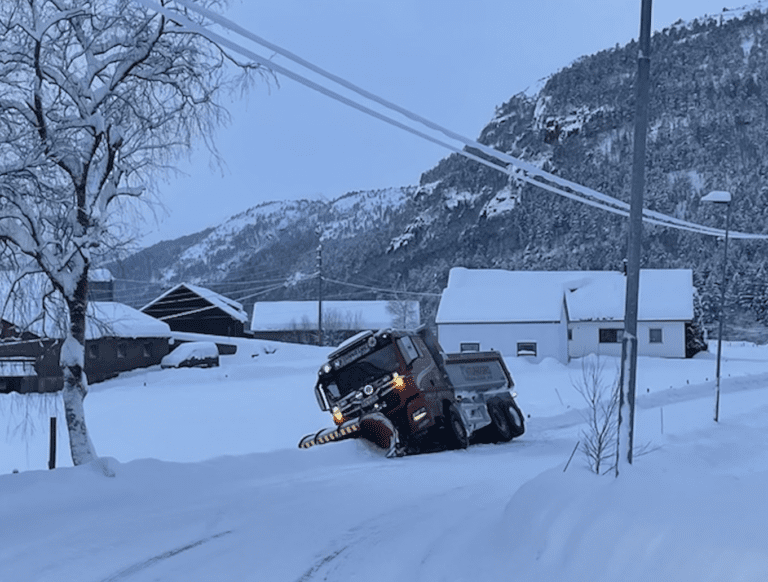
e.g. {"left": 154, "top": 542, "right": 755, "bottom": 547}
{"left": 616, "top": 0, "right": 652, "bottom": 476}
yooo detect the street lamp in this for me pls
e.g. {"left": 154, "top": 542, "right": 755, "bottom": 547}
{"left": 701, "top": 190, "right": 732, "bottom": 422}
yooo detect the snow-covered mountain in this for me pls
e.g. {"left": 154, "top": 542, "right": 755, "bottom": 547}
{"left": 110, "top": 186, "right": 416, "bottom": 309}
{"left": 114, "top": 5, "right": 768, "bottom": 338}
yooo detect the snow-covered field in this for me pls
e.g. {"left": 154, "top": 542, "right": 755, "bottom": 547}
{"left": 2, "top": 338, "right": 768, "bottom": 581}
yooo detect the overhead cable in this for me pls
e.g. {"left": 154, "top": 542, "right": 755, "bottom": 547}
{"left": 322, "top": 277, "right": 442, "bottom": 298}
{"left": 133, "top": 2, "right": 659, "bottom": 228}
{"left": 134, "top": 0, "right": 768, "bottom": 240}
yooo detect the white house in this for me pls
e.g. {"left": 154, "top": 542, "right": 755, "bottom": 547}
{"left": 565, "top": 269, "right": 693, "bottom": 359}
{"left": 435, "top": 268, "right": 695, "bottom": 362}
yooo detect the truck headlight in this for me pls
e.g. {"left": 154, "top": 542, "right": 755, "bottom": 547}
{"left": 332, "top": 406, "right": 344, "bottom": 425}
{"left": 412, "top": 407, "right": 428, "bottom": 422}
{"left": 391, "top": 373, "right": 405, "bottom": 391}
{"left": 322, "top": 363, "right": 332, "bottom": 374}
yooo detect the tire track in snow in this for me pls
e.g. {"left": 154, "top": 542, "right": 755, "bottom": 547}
{"left": 293, "top": 499, "right": 420, "bottom": 582}
{"left": 97, "top": 530, "right": 233, "bottom": 582}
{"left": 293, "top": 485, "right": 492, "bottom": 582}
{"left": 295, "top": 546, "right": 350, "bottom": 582}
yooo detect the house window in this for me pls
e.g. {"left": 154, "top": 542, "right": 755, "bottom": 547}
{"left": 460, "top": 342, "right": 480, "bottom": 353}
{"left": 117, "top": 342, "right": 128, "bottom": 359}
{"left": 649, "top": 328, "right": 663, "bottom": 344}
{"left": 88, "top": 343, "right": 99, "bottom": 359}
{"left": 517, "top": 342, "right": 537, "bottom": 357}
{"left": 568, "top": 328, "right": 573, "bottom": 341}
{"left": 599, "top": 328, "right": 623, "bottom": 343}
{"left": 143, "top": 342, "right": 153, "bottom": 358}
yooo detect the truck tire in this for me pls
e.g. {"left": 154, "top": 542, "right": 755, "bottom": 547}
{"left": 506, "top": 401, "right": 525, "bottom": 438}
{"left": 445, "top": 404, "right": 469, "bottom": 450}
{"left": 488, "top": 400, "right": 515, "bottom": 442}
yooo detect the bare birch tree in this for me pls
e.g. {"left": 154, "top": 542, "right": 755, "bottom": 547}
{"left": 572, "top": 355, "right": 619, "bottom": 475}
{"left": 0, "top": 0, "right": 266, "bottom": 467}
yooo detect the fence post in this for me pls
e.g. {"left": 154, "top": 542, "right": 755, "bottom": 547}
{"left": 48, "top": 417, "right": 56, "bottom": 470}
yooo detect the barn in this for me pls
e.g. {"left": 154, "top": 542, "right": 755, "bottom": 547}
{"left": 0, "top": 301, "right": 171, "bottom": 393}
{"left": 141, "top": 283, "right": 250, "bottom": 338}
{"left": 436, "top": 267, "right": 695, "bottom": 363}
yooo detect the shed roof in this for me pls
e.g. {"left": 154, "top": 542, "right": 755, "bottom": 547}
{"left": 251, "top": 300, "right": 420, "bottom": 331}
{"left": 141, "top": 283, "right": 248, "bottom": 324}
{"left": 0, "top": 273, "right": 170, "bottom": 339}
{"left": 436, "top": 268, "right": 694, "bottom": 324}
{"left": 87, "top": 302, "right": 171, "bottom": 339}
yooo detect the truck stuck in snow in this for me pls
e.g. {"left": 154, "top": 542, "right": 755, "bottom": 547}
{"left": 299, "top": 327, "right": 524, "bottom": 457}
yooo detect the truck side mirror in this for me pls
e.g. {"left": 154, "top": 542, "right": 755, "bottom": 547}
{"left": 397, "top": 336, "right": 419, "bottom": 368}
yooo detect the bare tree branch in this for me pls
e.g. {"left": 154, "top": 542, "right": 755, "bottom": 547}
{"left": 0, "top": 0, "right": 270, "bottom": 468}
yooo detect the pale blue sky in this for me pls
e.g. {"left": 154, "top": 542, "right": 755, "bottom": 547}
{"left": 140, "top": 0, "right": 746, "bottom": 246}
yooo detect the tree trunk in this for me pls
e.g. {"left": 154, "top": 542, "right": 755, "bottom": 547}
{"left": 60, "top": 272, "right": 99, "bottom": 467}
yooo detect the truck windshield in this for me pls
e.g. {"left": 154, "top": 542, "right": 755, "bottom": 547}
{"left": 333, "top": 342, "right": 399, "bottom": 398}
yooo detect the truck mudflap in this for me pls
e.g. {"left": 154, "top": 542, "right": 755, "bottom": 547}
{"left": 298, "top": 412, "right": 400, "bottom": 457}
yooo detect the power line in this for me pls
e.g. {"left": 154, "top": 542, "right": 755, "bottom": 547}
{"left": 322, "top": 277, "right": 441, "bottom": 298}
{"left": 137, "top": 0, "right": 768, "bottom": 241}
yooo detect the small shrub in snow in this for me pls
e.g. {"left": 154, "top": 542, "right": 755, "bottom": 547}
{"left": 572, "top": 354, "right": 619, "bottom": 475}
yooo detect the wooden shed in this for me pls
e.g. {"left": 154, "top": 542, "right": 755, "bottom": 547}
{"left": 141, "top": 283, "right": 250, "bottom": 338}
{"left": 0, "top": 302, "right": 171, "bottom": 394}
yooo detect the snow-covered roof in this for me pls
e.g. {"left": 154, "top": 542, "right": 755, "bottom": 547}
{"left": 436, "top": 268, "right": 694, "bottom": 324}
{"left": 566, "top": 269, "right": 694, "bottom": 322}
{"left": 251, "top": 300, "right": 420, "bottom": 331}
{"left": 436, "top": 269, "right": 588, "bottom": 324}
{"left": 141, "top": 283, "right": 248, "bottom": 324}
{"left": 87, "top": 302, "right": 171, "bottom": 339}
{"left": 89, "top": 268, "right": 114, "bottom": 283}
{"left": 0, "top": 271, "right": 170, "bottom": 339}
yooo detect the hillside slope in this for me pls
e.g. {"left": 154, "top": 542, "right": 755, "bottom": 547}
{"left": 114, "top": 5, "right": 768, "bottom": 337}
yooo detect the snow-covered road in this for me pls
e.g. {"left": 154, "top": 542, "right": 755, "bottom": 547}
{"left": 2, "top": 339, "right": 768, "bottom": 581}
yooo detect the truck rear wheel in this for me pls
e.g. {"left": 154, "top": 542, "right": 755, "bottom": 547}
{"left": 506, "top": 401, "right": 525, "bottom": 438}
{"left": 488, "top": 400, "right": 515, "bottom": 442}
{"left": 445, "top": 404, "right": 469, "bottom": 450}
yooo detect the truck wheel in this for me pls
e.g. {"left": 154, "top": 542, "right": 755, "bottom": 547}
{"left": 445, "top": 404, "right": 469, "bottom": 450}
{"left": 506, "top": 401, "right": 525, "bottom": 438}
{"left": 488, "top": 400, "right": 514, "bottom": 442}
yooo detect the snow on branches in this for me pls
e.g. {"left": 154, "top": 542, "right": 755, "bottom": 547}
{"left": 0, "top": 0, "right": 267, "bottom": 466}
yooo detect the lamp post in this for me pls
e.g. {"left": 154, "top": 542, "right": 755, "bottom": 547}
{"left": 701, "top": 190, "right": 732, "bottom": 422}
{"left": 315, "top": 226, "right": 323, "bottom": 347}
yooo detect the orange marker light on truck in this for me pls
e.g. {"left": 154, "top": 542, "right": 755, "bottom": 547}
{"left": 392, "top": 373, "right": 405, "bottom": 391}
{"left": 332, "top": 406, "right": 344, "bottom": 425}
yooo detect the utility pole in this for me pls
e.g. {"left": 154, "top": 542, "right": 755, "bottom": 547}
{"left": 700, "top": 191, "right": 733, "bottom": 422}
{"left": 317, "top": 242, "right": 323, "bottom": 347}
{"left": 616, "top": 0, "right": 652, "bottom": 476}
{"left": 714, "top": 200, "right": 731, "bottom": 422}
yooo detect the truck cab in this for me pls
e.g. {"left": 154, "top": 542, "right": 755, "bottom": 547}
{"left": 302, "top": 326, "right": 524, "bottom": 456}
